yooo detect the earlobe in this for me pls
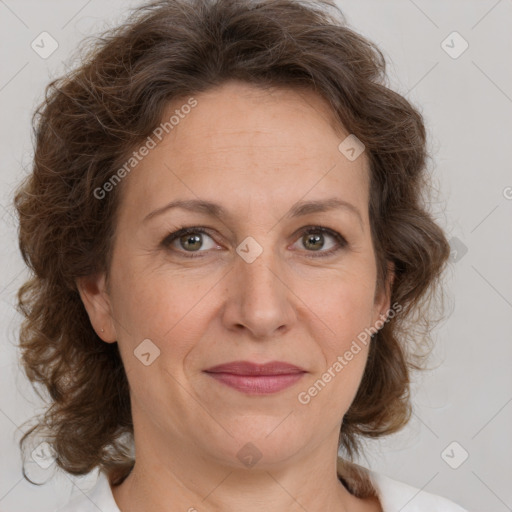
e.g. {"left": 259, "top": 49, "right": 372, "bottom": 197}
{"left": 75, "top": 273, "right": 116, "bottom": 343}
{"left": 374, "top": 261, "right": 395, "bottom": 325}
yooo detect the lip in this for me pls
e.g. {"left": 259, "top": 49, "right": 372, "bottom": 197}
{"left": 203, "top": 360, "right": 306, "bottom": 395}
{"left": 205, "top": 361, "right": 306, "bottom": 375}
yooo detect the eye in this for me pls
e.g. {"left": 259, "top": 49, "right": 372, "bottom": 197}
{"left": 162, "top": 227, "right": 219, "bottom": 258}
{"left": 161, "top": 225, "right": 348, "bottom": 259}
{"left": 292, "top": 226, "right": 348, "bottom": 258}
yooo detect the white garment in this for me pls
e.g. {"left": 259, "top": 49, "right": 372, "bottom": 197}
{"left": 56, "top": 469, "right": 469, "bottom": 512}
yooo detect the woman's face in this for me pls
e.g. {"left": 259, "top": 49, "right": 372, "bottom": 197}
{"left": 79, "top": 80, "right": 392, "bottom": 469}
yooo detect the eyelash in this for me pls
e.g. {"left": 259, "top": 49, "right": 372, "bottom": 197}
{"left": 161, "top": 225, "right": 348, "bottom": 259}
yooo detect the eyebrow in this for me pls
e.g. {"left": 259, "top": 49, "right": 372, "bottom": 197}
{"left": 143, "top": 197, "right": 363, "bottom": 227}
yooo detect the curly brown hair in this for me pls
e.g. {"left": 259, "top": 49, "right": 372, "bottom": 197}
{"left": 14, "top": 0, "right": 450, "bottom": 498}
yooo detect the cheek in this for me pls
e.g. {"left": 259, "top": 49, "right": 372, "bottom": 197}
{"left": 112, "top": 255, "right": 189, "bottom": 331}
{"left": 110, "top": 271, "right": 205, "bottom": 418}
{"left": 111, "top": 265, "right": 213, "bottom": 370}
{"left": 318, "top": 276, "right": 377, "bottom": 405}
{"left": 303, "top": 270, "right": 377, "bottom": 351}
{"left": 297, "top": 287, "right": 373, "bottom": 416}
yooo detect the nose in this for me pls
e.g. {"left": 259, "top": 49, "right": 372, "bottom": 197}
{"left": 220, "top": 242, "right": 297, "bottom": 340}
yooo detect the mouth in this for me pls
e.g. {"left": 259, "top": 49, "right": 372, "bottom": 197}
{"left": 203, "top": 360, "right": 307, "bottom": 395}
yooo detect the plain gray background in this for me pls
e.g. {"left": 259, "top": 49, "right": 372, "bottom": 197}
{"left": 1, "top": 1, "right": 511, "bottom": 511}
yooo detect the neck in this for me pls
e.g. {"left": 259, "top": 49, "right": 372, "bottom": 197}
{"left": 110, "top": 442, "right": 372, "bottom": 512}
{"left": 110, "top": 411, "right": 382, "bottom": 512}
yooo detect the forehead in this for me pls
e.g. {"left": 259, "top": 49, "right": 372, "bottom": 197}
{"left": 168, "top": 80, "right": 350, "bottom": 152}
{"left": 118, "top": 80, "right": 370, "bottom": 224}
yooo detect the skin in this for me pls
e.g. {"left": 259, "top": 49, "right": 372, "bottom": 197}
{"left": 77, "top": 79, "right": 393, "bottom": 512}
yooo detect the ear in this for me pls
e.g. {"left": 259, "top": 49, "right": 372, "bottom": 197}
{"left": 371, "top": 261, "right": 395, "bottom": 328}
{"left": 75, "top": 273, "right": 117, "bottom": 343}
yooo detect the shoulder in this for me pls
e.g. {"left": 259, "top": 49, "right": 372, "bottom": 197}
{"left": 368, "top": 470, "right": 469, "bottom": 512}
{"left": 55, "top": 472, "right": 120, "bottom": 512}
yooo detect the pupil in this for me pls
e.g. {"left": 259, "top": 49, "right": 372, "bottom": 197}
{"left": 182, "top": 233, "right": 201, "bottom": 251}
{"left": 305, "top": 233, "right": 323, "bottom": 250}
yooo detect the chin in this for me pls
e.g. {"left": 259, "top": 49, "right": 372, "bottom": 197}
{"left": 204, "top": 418, "right": 310, "bottom": 469}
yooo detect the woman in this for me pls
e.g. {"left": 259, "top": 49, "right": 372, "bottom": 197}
{"left": 14, "top": 0, "right": 468, "bottom": 510}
